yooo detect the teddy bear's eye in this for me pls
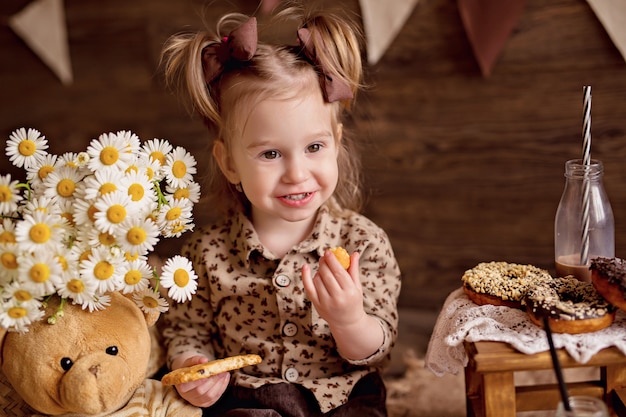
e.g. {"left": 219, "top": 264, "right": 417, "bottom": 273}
{"left": 60, "top": 357, "right": 73, "bottom": 371}
{"left": 106, "top": 346, "right": 118, "bottom": 356}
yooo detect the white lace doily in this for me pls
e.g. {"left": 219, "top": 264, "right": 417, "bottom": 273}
{"left": 424, "top": 287, "right": 626, "bottom": 377}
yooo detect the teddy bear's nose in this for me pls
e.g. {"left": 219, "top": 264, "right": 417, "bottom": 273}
{"left": 89, "top": 364, "right": 101, "bottom": 376}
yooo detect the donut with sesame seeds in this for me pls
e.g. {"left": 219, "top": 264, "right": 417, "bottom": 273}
{"left": 590, "top": 256, "right": 626, "bottom": 311}
{"left": 461, "top": 261, "right": 552, "bottom": 309}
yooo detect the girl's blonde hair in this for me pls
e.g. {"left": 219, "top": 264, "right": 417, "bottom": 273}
{"left": 161, "top": 6, "right": 364, "bottom": 215}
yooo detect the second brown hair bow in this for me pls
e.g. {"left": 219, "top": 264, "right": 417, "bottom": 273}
{"left": 297, "top": 27, "right": 354, "bottom": 103}
{"left": 202, "top": 17, "right": 258, "bottom": 83}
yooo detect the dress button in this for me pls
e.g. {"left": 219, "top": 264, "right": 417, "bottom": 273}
{"left": 284, "top": 367, "right": 299, "bottom": 382}
{"left": 282, "top": 322, "right": 298, "bottom": 337}
{"left": 274, "top": 274, "right": 291, "bottom": 287}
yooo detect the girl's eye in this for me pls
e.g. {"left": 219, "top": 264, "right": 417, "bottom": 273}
{"left": 261, "top": 150, "right": 280, "bottom": 160}
{"left": 307, "top": 143, "right": 322, "bottom": 153}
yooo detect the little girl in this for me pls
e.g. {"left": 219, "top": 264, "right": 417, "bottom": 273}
{"left": 159, "top": 6, "right": 401, "bottom": 416}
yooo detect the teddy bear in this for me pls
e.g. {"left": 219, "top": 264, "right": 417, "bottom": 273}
{"left": 0, "top": 292, "right": 201, "bottom": 417}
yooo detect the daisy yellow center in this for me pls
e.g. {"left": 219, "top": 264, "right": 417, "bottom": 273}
{"left": 38, "top": 165, "right": 54, "bottom": 180}
{"left": 100, "top": 146, "right": 120, "bottom": 166}
{"left": 172, "top": 161, "right": 187, "bottom": 179}
{"left": 127, "top": 226, "right": 146, "bottom": 245}
{"left": 1, "top": 252, "right": 17, "bottom": 269}
{"left": 171, "top": 223, "right": 186, "bottom": 234}
{"left": 30, "top": 263, "right": 50, "bottom": 283}
{"left": 128, "top": 184, "right": 144, "bottom": 201}
{"left": 173, "top": 268, "right": 189, "bottom": 288}
{"left": 79, "top": 249, "right": 92, "bottom": 262}
{"left": 61, "top": 212, "right": 75, "bottom": 226}
{"left": 150, "top": 151, "right": 166, "bottom": 166}
{"left": 88, "top": 205, "right": 98, "bottom": 222}
{"left": 99, "top": 232, "right": 116, "bottom": 246}
{"left": 0, "top": 231, "right": 16, "bottom": 244}
{"left": 18, "top": 139, "right": 36, "bottom": 156}
{"left": 100, "top": 183, "right": 117, "bottom": 194}
{"left": 67, "top": 278, "right": 85, "bottom": 293}
{"left": 29, "top": 223, "right": 51, "bottom": 244}
{"left": 124, "top": 270, "right": 142, "bottom": 285}
{"left": 8, "top": 306, "right": 27, "bottom": 319}
{"left": 126, "top": 165, "right": 139, "bottom": 174}
{"left": 94, "top": 261, "right": 114, "bottom": 280}
{"left": 125, "top": 252, "right": 139, "bottom": 261}
{"left": 106, "top": 204, "right": 126, "bottom": 224}
{"left": 145, "top": 167, "right": 155, "bottom": 181}
{"left": 56, "top": 255, "right": 69, "bottom": 271}
{"left": 66, "top": 161, "right": 77, "bottom": 168}
{"left": 57, "top": 178, "right": 76, "bottom": 198}
{"left": 0, "top": 185, "right": 12, "bottom": 202}
{"left": 166, "top": 207, "right": 182, "bottom": 221}
{"left": 14, "top": 289, "right": 33, "bottom": 302}
{"left": 173, "top": 188, "right": 190, "bottom": 200}
{"left": 142, "top": 296, "right": 159, "bottom": 309}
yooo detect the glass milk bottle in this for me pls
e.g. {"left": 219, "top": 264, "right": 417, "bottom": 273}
{"left": 555, "top": 159, "right": 614, "bottom": 282}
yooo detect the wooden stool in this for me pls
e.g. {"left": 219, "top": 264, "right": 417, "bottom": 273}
{"left": 464, "top": 341, "right": 626, "bottom": 417}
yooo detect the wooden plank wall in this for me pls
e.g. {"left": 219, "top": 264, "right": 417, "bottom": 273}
{"left": 1, "top": 0, "right": 625, "bottom": 312}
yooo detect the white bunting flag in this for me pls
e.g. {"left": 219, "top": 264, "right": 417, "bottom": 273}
{"left": 359, "top": 0, "right": 420, "bottom": 65}
{"left": 9, "top": 0, "right": 73, "bottom": 85}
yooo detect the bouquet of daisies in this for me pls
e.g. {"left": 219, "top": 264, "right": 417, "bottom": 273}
{"left": 0, "top": 128, "right": 200, "bottom": 333}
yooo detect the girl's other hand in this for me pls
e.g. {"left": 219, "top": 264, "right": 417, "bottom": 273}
{"left": 302, "top": 250, "right": 365, "bottom": 328}
{"left": 173, "top": 355, "right": 230, "bottom": 408}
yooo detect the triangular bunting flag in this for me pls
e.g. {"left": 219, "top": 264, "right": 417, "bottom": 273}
{"left": 458, "top": 0, "right": 527, "bottom": 77}
{"left": 359, "top": 0, "right": 420, "bottom": 65}
{"left": 9, "top": 0, "right": 73, "bottom": 85}
{"left": 586, "top": 0, "right": 626, "bottom": 63}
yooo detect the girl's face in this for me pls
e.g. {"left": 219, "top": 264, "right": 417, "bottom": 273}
{"left": 216, "top": 88, "right": 340, "bottom": 228}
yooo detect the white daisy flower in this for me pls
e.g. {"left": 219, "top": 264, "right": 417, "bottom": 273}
{"left": 75, "top": 152, "right": 90, "bottom": 167}
{"left": 20, "top": 196, "right": 59, "bottom": 216}
{"left": 79, "top": 246, "right": 123, "bottom": 293}
{"left": 26, "top": 153, "right": 57, "bottom": 192}
{"left": 57, "top": 270, "right": 98, "bottom": 305}
{"left": 165, "top": 180, "right": 201, "bottom": 204}
{"left": 114, "top": 217, "right": 159, "bottom": 257}
{"left": 0, "top": 174, "right": 24, "bottom": 216}
{"left": 0, "top": 219, "right": 17, "bottom": 244}
{"left": 163, "top": 146, "right": 197, "bottom": 189}
{"left": 0, "top": 242, "right": 20, "bottom": 283}
{"left": 93, "top": 190, "right": 135, "bottom": 235}
{"left": 82, "top": 169, "right": 124, "bottom": 200}
{"left": 133, "top": 288, "right": 169, "bottom": 314}
{"left": 2, "top": 281, "right": 40, "bottom": 306}
{"left": 137, "top": 154, "right": 164, "bottom": 182}
{"left": 117, "top": 130, "right": 141, "bottom": 156}
{"left": 120, "top": 170, "right": 157, "bottom": 216}
{"left": 42, "top": 165, "right": 84, "bottom": 202}
{"left": 81, "top": 293, "right": 112, "bottom": 313}
{"left": 162, "top": 219, "right": 195, "bottom": 238}
{"left": 159, "top": 255, "right": 198, "bottom": 303}
{"left": 87, "top": 132, "right": 133, "bottom": 172}
{"left": 118, "top": 258, "right": 152, "bottom": 294}
{"left": 141, "top": 138, "right": 172, "bottom": 167}
{"left": 6, "top": 128, "right": 49, "bottom": 169}
{"left": 14, "top": 211, "right": 65, "bottom": 253}
{"left": 0, "top": 298, "right": 45, "bottom": 333}
{"left": 72, "top": 195, "right": 98, "bottom": 226}
{"left": 17, "top": 251, "right": 63, "bottom": 297}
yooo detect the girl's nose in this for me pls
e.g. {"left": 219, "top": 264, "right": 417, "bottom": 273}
{"left": 283, "top": 156, "right": 308, "bottom": 183}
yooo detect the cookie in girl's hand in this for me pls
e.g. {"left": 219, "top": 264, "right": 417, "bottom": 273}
{"left": 329, "top": 247, "right": 350, "bottom": 269}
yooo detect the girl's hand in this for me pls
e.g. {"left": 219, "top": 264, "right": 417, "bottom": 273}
{"left": 302, "top": 250, "right": 365, "bottom": 328}
{"left": 173, "top": 356, "right": 230, "bottom": 408}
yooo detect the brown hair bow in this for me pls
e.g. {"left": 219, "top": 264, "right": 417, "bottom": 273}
{"left": 297, "top": 27, "right": 354, "bottom": 103}
{"left": 202, "top": 17, "right": 258, "bottom": 83}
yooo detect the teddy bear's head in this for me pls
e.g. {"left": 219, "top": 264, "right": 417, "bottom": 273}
{"left": 0, "top": 292, "right": 159, "bottom": 416}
